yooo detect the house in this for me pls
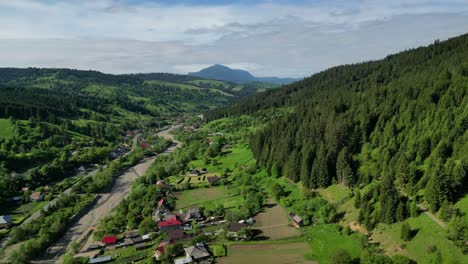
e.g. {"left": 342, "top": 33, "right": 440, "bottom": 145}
{"left": 124, "top": 230, "right": 139, "bottom": 239}
{"left": 156, "top": 180, "right": 171, "bottom": 190}
{"left": 0, "top": 215, "right": 12, "bottom": 229}
{"left": 89, "top": 256, "right": 112, "bottom": 264}
{"left": 102, "top": 236, "right": 118, "bottom": 245}
{"left": 167, "top": 229, "right": 185, "bottom": 241}
{"left": 158, "top": 217, "right": 183, "bottom": 232}
{"left": 183, "top": 207, "right": 202, "bottom": 222}
{"left": 30, "top": 191, "right": 44, "bottom": 202}
{"left": 289, "top": 212, "right": 303, "bottom": 228}
{"left": 189, "top": 170, "right": 200, "bottom": 177}
{"left": 200, "top": 168, "right": 207, "bottom": 174}
{"left": 207, "top": 176, "right": 219, "bottom": 186}
{"left": 227, "top": 222, "right": 246, "bottom": 238}
{"left": 184, "top": 242, "right": 211, "bottom": 262}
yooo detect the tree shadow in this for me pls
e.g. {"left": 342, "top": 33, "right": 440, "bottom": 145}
{"left": 410, "top": 228, "right": 419, "bottom": 239}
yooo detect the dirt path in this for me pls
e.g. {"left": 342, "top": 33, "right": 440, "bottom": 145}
{"left": 417, "top": 204, "right": 447, "bottom": 229}
{"left": 39, "top": 125, "right": 181, "bottom": 263}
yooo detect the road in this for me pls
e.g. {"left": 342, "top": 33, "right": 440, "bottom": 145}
{"left": 40, "top": 125, "right": 181, "bottom": 263}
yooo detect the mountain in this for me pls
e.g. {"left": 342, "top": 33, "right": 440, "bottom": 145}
{"left": 207, "top": 34, "right": 468, "bottom": 229}
{"left": 189, "top": 64, "right": 299, "bottom": 84}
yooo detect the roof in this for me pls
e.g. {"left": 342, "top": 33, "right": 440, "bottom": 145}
{"left": 207, "top": 176, "right": 219, "bottom": 183}
{"left": 89, "top": 256, "right": 112, "bottom": 264}
{"left": 159, "top": 218, "right": 183, "bottom": 228}
{"left": 290, "top": 213, "right": 303, "bottom": 223}
{"left": 228, "top": 222, "right": 245, "bottom": 232}
{"left": 167, "top": 229, "right": 185, "bottom": 240}
{"left": 124, "top": 230, "right": 139, "bottom": 238}
{"left": 30, "top": 192, "right": 43, "bottom": 199}
{"left": 134, "top": 242, "right": 147, "bottom": 249}
{"left": 174, "top": 256, "right": 192, "bottom": 264}
{"left": 102, "top": 236, "right": 117, "bottom": 244}
{"left": 158, "top": 198, "right": 166, "bottom": 207}
{"left": 0, "top": 215, "right": 12, "bottom": 224}
{"left": 184, "top": 243, "right": 210, "bottom": 259}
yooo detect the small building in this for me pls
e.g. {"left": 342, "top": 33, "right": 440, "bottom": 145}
{"left": 89, "top": 256, "right": 112, "bottom": 264}
{"left": 156, "top": 180, "right": 171, "bottom": 190}
{"left": 135, "top": 242, "right": 148, "bottom": 250}
{"left": 183, "top": 207, "right": 202, "bottom": 222}
{"left": 124, "top": 230, "right": 139, "bottom": 239}
{"left": 227, "top": 222, "right": 246, "bottom": 238}
{"left": 200, "top": 168, "right": 207, "bottom": 174}
{"left": 86, "top": 244, "right": 101, "bottom": 252}
{"left": 102, "top": 236, "right": 118, "bottom": 245}
{"left": 0, "top": 215, "right": 12, "bottom": 229}
{"left": 223, "top": 144, "right": 232, "bottom": 150}
{"left": 154, "top": 241, "right": 171, "bottom": 260}
{"left": 167, "top": 229, "right": 185, "bottom": 242}
{"left": 30, "top": 191, "right": 44, "bottom": 202}
{"left": 207, "top": 176, "right": 219, "bottom": 186}
{"left": 289, "top": 212, "right": 303, "bottom": 228}
{"left": 184, "top": 242, "right": 211, "bottom": 262}
{"left": 189, "top": 170, "right": 200, "bottom": 177}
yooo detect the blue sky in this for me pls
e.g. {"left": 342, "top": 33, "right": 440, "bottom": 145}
{"left": 0, "top": 0, "right": 467, "bottom": 77}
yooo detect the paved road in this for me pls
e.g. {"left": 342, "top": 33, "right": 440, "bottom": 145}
{"left": 41, "top": 125, "right": 181, "bottom": 263}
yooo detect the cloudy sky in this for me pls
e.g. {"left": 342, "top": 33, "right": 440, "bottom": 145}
{"left": 0, "top": 0, "right": 468, "bottom": 77}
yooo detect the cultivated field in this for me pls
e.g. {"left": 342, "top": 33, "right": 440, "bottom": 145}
{"left": 217, "top": 242, "right": 316, "bottom": 264}
{"left": 253, "top": 199, "right": 301, "bottom": 240}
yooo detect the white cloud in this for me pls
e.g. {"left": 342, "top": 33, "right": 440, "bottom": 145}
{"left": 0, "top": 1, "right": 467, "bottom": 76}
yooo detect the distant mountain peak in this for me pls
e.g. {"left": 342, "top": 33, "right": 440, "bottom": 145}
{"left": 189, "top": 64, "right": 299, "bottom": 85}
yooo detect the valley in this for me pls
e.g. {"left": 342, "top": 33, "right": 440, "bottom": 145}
{"left": 0, "top": 33, "right": 466, "bottom": 264}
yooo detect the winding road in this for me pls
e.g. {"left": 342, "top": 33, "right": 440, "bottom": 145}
{"left": 33, "top": 125, "right": 181, "bottom": 263}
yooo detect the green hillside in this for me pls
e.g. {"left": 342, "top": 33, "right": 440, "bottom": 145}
{"left": 206, "top": 34, "right": 468, "bottom": 261}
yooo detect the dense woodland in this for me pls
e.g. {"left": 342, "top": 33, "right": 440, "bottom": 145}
{"left": 207, "top": 35, "right": 468, "bottom": 231}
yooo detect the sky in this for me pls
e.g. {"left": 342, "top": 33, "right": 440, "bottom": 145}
{"left": 0, "top": 0, "right": 468, "bottom": 77}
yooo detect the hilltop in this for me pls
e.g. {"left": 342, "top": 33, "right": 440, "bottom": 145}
{"left": 189, "top": 64, "right": 299, "bottom": 85}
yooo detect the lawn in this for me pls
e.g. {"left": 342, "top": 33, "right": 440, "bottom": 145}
{"left": 253, "top": 199, "right": 301, "bottom": 240}
{"left": 0, "top": 201, "right": 47, "bottom": 225}
{"left": 372, "top": 214, "right": 468, "bottom": 263}
{"left": 454, "top": 194, "right": 468, "bottom": 225}
{"left": 317, "top": 184, "right": 351, "bottom": 205}
{"left": 0, "top": 118, "right": 14, "bottom": 140}
{"left": 174, "top": 186, "right": 241, "bottom": 210}
{"left": 217, "top": 242, "right": 316, "bottom": 264}
{"left": 188, "top": 145, "right": 254, "bottom": 175}
{"left": 304, "top": 224, "right": 363, "bottom": 264}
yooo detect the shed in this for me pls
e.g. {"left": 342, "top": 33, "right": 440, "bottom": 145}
{"left": 89, "top": 256, "right": 112, "bottom": 264}
{"left": 102, "top": 236, "right": 117, "bottom": 245}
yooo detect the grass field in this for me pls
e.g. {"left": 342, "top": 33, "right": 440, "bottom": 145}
{"left": 0, "top": 118, "right": 14, "bottom": 140}
{"left": 175, "top": 186, "right": 241, "bottom": 210}
{"left": 1, "top": 201, "right": 47, "bottom": 225}
{"left": 253, "top": 199, "right": 301, "bottom": 240}
{"left": 188, "top": 145, "right": 254, "bottom": 175}
{"left": 372, "top": 214, "right": 468, "bottom": 263}
{"left": 218, "top": 242, "right": 316, "bottom": 264}
{"left": 455, "top": 194, "right": 468, "bottom": 225}
{"left": 304, "top": 224, "right": 363, "bottom": 264}
{"left": 317, "top": 184, "right": 351, "bottom": 204}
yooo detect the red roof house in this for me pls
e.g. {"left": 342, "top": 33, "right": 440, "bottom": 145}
{"left": 102, "top": 236, "right": 117, "bottom": 245}
{"left": 158, "top": 218, "right": 183, "bottom": 232}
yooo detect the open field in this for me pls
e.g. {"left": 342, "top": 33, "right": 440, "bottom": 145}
{"left": 372, "top": 214, "right": 468, "bottom": 263}
{"left": 317, "top": 184, "right": 351, "bottom": 204}
{"left": 253, "top": 199, "right": 301, "bottom": 240}
{"left": 217, "top": 242, "right": 316, "bottom": 264}
{"left": 175, "top": 186, "right": 241, "bottom": 210}
{"left": 304, "top": 224, "right": 363, "bottom": 264}
{"left": 455, "top": 194, "right": 468, "bottom": 225}
{"left": 188, "top": 145, "right": 254, "bottom": 175}
{"left": 0, "top": 118, "right": 14, "bottom": 139}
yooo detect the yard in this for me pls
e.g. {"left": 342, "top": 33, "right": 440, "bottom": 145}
{"left": 217, "top": 242, "right": 316, "bottom": 264}
{"left": 253, "top": 199, "right": 301, "bottom": 240}
{"left": 1, "top": 201, "right": 47, "bottom": 225}
{"left": 188, "top": 145, "right": 254, "bottom": 175}
{"left": 174, "top": 186, "right": 241, "bottom": 210}
{"left": 0, "top": 118, "right": 14, "bottom": 140}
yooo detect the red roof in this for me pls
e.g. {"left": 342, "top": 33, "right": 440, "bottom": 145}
{"left": 158, "top": 218, "right": 182, "bottom": 228}
{"left": 158, "top": 198, "right": 166, "bottom": 207}
{"left": 102, "top": 236, "right": 117, "bottom": 244}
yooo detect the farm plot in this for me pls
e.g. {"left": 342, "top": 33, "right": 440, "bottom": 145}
{"left": 217, "top": 242, "right": 316, "bottom": 264}
{"left": 253, "top": 199, "right": 301, "bottom": 240}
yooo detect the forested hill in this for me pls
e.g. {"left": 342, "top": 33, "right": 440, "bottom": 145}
{"left": 206, "top": 34, "right": 468, "bottom": 223}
